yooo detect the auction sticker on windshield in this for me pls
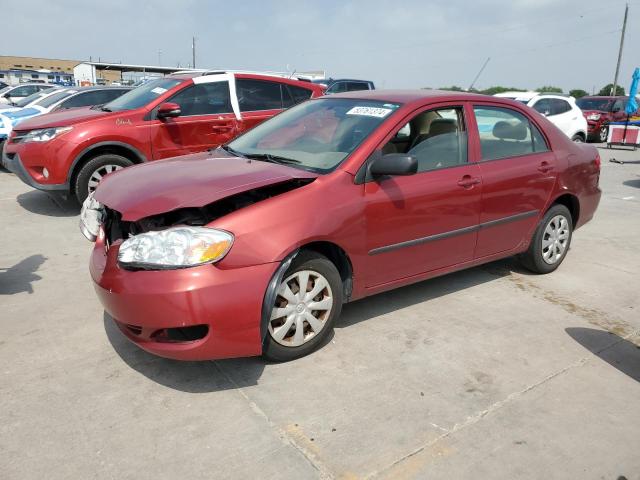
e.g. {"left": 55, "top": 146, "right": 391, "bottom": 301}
{"left": 346, "top": 106, "right": 393, "bottom": 118}
{"left": 151, "top": 87, "right": 168, "bottom": 95}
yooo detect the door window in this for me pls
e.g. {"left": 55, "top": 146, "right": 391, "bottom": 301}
{"left": 284, "top": 85, "right": 313, "bottom": 107}
{"left": 474, "top": 106, "right": 548, "bottom": 161}
{"left": 326, "top": 82, "right": 347, "bottom": 94}
{"left": 380, "top": 107, "right": 467, "bottom": 172}
{"left": 10, "top": 85, "right": 37, "bottom": 97}
{"left": 346, "top": 82, "right": 370, "bottom": 92}
{"left": 532, "top": 98, "right": 553, "bottom": 116}
{"left": 168, "top": 82, "right": 232, "bottom": 116}
{"left": 236, "top": 79, "right": 283, "bottom": 111}
{"left": 552, "top": 99, "right": 571, "bottom": 114}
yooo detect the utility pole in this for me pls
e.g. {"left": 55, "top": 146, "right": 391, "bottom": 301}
{"left": 192, "top": 36, "right": 196, "bottom": 69}
{"left": 611, "top": 2, "right": 629, "bottom": 96}
{"left": 469, "top": 57, "right": 490, "bottom": 91}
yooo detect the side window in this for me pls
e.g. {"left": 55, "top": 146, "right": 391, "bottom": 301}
{"left": 59, "top": 92, "right": 95, "bottom": 109}
{"left": 286, "top": 85, "right": 313, "bottom": 105}
{"left": 11, "top": 86, "right": 36, "bottom": 97}
{"left": 346, "top": 82, "right": 369, "bottom": 92}
{"left": 380, "top": 107, "right": 468, "bottom": 172}
{"left": 552, "top": 99, "right": 571, "bottom": 114}
{"left": 532, "top": 98, "right": 553, "bottom": 116}
{"left": 474, "top": 106, "right": 548, "bottom": 161}
{"left": 613, "top": 99, "right": 624, "bottom": 112}
{"left": 236, "top": 79, "right": 283, "bottom": 112}
{"left": 168, "top": 81, "right": 232, "bottom": 116}
{"left": 326, "top": 82, "right": 347, "bottom": 94}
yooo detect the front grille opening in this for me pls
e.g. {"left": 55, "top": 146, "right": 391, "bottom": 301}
{"left": 151, "top": 325, "right": 209, "bottom": 343}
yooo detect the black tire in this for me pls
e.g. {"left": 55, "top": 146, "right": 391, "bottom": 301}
{"left": 598, "top": 126, "right": 608, "bottom": 143}
{"left": 74, "top": 153, "right": 133, "bottom": 204}
{"left": 262, "top": 251, "right": 343, "bottom": 362}
{"left": 571, "top": 134, "right": 584, "bottom": 143}
{"left": 519, "top": 204, "right": 573, "bottom": 274}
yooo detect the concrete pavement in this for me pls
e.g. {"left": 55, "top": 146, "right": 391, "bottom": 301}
{"left": 1, "top": 144, "right": 639, "bottom": 479}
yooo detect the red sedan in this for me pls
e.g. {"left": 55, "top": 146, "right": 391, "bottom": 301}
{"left": 81, "top": 90, "right": 601, "bottom": 361}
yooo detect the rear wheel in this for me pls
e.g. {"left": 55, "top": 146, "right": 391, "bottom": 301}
{"left": 262, "top": 252, "right": 343, "bottom": 362}
{"left": 74, "top": 153, "right": 133, "bottom": 204}
{"left": 519, "top": 204, "right": 573, "bottom": 274}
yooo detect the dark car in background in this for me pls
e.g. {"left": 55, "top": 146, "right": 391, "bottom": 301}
{"left": 312, "top": 78, "right": 375, "bottom": 94}
{"left": 576, "top": 96, "right": 639, "bottom": 143}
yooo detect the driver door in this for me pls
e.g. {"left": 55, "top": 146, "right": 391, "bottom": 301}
{"left": 363, "top": 104, "right": 482, "bottom": 288}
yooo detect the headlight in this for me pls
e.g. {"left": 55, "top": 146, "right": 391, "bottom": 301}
{"left": 21, "top": 126, "right": 72, "bottom": 143}
{"left": 118, "top": 227, "right": 234, "bottom": 269}
{"left": 587, "top": 113, "right": 601, "bottom": 121}
{"left": 79, "top": 193, "right": 105, "bottom": 242}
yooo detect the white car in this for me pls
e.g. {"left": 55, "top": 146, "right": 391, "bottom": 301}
{"left": 0, "top": 87, "right": 63, "bottom": 112}
{"left": 494, "top": 91, "right": 588, "bottom": 142}
{"left": 0, "top": 83, "right": 55, "bottom": 105}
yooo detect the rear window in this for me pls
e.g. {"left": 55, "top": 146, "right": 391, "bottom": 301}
{"left": 103, "top": 78, "right": 182, "bottom": 111}
{"left": 576, "top": 98, "right": 613, "bottom": 111}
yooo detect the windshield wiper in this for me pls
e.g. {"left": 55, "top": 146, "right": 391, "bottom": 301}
{"left": 241, "top": 153, "right": 301, "bottom": 165}
{"left": 219, "top": 144, "right": 242, "bottom": 157}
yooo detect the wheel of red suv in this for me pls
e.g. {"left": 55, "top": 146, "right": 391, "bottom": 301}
{"left": 262, "top": 252, "right": 343, "bottom": 362}
{"left": 519, "top": 204, "right": 573, "bottom": 274}
{"left": 74, "top": 154, "right": 133, "bottom": 204}
{"left": 598, "top": 126, "right": 608, "bottom": 143}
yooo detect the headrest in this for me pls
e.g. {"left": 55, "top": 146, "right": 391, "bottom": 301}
{"left": 429, "top": 118, "right": 457, "bottom": 137}
{"left": 493, "top": 121, "right": 527, "bottom": 141}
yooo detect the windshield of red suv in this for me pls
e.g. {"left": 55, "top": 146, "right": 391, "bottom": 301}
{"left": 102, "top": 78, "right": 182, "bottom": 112}
{"left": 576, "top": 98, "right": 614, "bottom": 112}
{"left": 227, "top": 98, "right": 400, "bottom": 173}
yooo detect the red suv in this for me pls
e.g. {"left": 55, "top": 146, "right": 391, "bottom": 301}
{"left": 576, "top": 96, "right": 637, "bottom": 143}
{"left": 2, "top": 72, "right": 324, "bottom": 203}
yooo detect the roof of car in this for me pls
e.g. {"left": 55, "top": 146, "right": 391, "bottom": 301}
{"left": 325, "top": 89, "right": 494, "bottom": 104}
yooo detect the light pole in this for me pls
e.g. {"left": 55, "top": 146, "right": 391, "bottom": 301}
{"left": 611, "top": 3, "right": 629, "bottom": 96}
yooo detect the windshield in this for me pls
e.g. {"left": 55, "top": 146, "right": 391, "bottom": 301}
{"left": 36, "top": 90, "right": 76, "bottom": 108}
{"left": 228, "top": 98, "right": 400, "bottom": 173}
{"left": 576, "top": 98, "right": 613, "bottom": 112}
{"left": 14, "top": 90, "right": 52, "bottom": 108}
{"left": 103, "top": 78, "right": 182, "bottom": 112}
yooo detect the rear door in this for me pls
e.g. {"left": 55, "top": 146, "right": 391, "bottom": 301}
{"left": 149, "top": 78, "right": 239, "bottom": 159}
{"left": 471, "top": 104, "right": 557, "bottom": 258}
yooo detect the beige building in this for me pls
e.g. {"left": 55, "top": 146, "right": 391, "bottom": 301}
{"left": 0, "top": 56, "right": 120, "bottom": 85}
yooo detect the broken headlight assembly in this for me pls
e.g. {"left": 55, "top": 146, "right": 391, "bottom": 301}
{"left": 117, "top": 227, "right": 233, "bottom": 269}
{"left": 79, "top": 193, "right": 105, "bottom": 242}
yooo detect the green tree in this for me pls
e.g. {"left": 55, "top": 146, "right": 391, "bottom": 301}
{"left": 569, "top": 89, "right": 589, "bottom": 99}
{"left": 598, "top": 84, "right": 625, "bottom": 96}
{"left": 536, "top": 86, "right": 564, "bottom": 94}
{"left": 438, "top": 86, "right": 465, "bottom": 92}
{"left": 480, "top": 86, "right": 527, "bottom": 96}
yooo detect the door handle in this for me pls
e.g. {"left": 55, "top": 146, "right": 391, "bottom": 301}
{"left": 457, "top": 175, "right": 481, "bottom": 188}
{"left": 538, "top": 161, "right": 553, "bottom": 173}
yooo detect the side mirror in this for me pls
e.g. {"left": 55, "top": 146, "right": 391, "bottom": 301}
{"left": 3, "top": 93, "right": 10, "bottom": 99}
{"left": 157, "top": 102, "right": 181, "bottom": 119}
{"left": 370, "top": 153, "right": 417, "bottom": 177}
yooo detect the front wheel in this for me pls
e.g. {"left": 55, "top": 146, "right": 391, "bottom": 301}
{"left": 571, "top": 134, "right": 584, "bottom": 143}
{"left": 262, "top": 252, "right": 343, "bottom": 362}
{"left": 74, "top": 154, "right": 133, "bottom": 204}
{"left": 598, "top": 126, "right": 608, "bottom": 143}
{"left": 518, "top": 204, "right": 573, "bottom": 274}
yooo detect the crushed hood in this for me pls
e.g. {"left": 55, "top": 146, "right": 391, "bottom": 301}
{"left": 94, "top": 150, "right": 318, "bottom": 221}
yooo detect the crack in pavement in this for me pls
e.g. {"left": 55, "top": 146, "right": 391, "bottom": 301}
{"left": 212, "top": 362, "right": 334, "bottom": 480}
{"left": 365, "top": 330, "right": 639, "bottom": 479}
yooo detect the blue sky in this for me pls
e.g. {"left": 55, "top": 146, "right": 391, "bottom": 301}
{"left": 3, "top": 0, "right": 639, "bottom": 92}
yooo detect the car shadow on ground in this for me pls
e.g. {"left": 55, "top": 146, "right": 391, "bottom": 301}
{"left": 16, "top": 190, "right": 79, "bottom": 217}
{"left": 622, "top": 178, "right": 640, "bottom": 189}
{"left": 0, "top": 254, "right": 47, "bottom": 295}
{"left": 566, "top": 327, "right": 640, "bottom": 383}
{"left": 104, "top": 257, "right": 524, "bottom": 392}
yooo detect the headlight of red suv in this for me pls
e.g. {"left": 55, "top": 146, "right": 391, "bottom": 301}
{"left": 21, "top": 126, "right": 73, "bottom": 143}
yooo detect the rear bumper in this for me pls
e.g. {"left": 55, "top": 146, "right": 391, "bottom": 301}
{"left": 1, "top": 149, "right": 69, "bottom": 192}
{"left": 91, "top": 240, "right": 278, "bottom": 361}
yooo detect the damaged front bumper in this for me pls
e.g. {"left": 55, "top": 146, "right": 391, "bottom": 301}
{"left": 91, "top": 237, "right": 279, "bottom": 360}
